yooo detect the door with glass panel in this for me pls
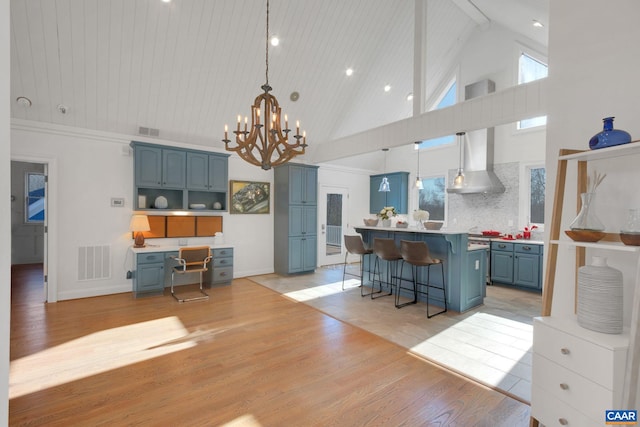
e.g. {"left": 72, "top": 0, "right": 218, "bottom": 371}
{"left": 318, "top": 186, "right": 348, "bottom": 266}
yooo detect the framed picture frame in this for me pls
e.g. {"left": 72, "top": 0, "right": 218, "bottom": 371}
{"left": 229, "top": 180, "right": 270, "bottom": 214}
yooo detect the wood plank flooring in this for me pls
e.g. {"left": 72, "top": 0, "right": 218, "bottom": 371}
{"left": 10, "top": 264, "right": 531, "bottom": 426}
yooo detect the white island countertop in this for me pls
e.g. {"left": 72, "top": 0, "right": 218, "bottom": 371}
{"left": 130, "top": 243, "right": 234, "bottom": 254}
{"left": 354, "top": 225, "right": 466, "bottom": 235}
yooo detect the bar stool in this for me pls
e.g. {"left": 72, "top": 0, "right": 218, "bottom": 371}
{"left": 399, "top": 240, "right": 447, "bottom": 318}
{"left": 342, "top": 235, "right": 374, "bottom": 295}
{"left": 371, "top": 238, "right": 402, "bottom": 300}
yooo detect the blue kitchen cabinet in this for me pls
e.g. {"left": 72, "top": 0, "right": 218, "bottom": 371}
{"left": 491, "top": 242, "right": 514, "bottom": 284}
{"left": 132, "top": 141, "right": 229, "bottom": 211}
{"left": 491, "top": 241, "right": 543, "bottom": 291}
{"left": 369, "top": 172, "right": 409, "bottom": 214}
{"left": 274, "top": 163, "right": 318, "bottom": 274}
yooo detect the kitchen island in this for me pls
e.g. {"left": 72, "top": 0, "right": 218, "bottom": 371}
{"left": 354, "top": 226, "right": 487, "bottom": 312}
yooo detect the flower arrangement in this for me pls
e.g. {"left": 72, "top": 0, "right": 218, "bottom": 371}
{"left": 377, "top": 206, "right": 398, "bottom": 220}
{"left": 413, "top": 210, "right": 430, "bottom": 222}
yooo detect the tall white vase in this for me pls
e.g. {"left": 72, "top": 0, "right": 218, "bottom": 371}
{"left": 577, "top": 256, "right": 623, "bottom": 334}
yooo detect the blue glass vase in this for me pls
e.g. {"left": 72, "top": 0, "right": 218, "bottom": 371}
{"left": 589, "top": 116, "right": 631, "bottom": 150}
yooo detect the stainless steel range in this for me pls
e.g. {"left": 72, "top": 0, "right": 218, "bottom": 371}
{"left": 468, "top": 234, "right": 492, "bottom": 284}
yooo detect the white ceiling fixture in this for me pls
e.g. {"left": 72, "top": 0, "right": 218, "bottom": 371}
{"left": 345, "top": 68, "right": 353, "bottom": 77}
{"left": 406, "top": 93, "right": 413, "bottom": 101}
{"left": 532, "top": 20, "right": 544, "bottom": 28}
{"left": 270, "top": 36, "right": 279, "bottom": 46}
{"left": 384, "top": 84, "right": 391, "bottom": 92}
{"left": 16, "top": 96, "right": 32, "bottom": 108}
{"left": 57, "top": 104, "right": 68, "bottom": 114}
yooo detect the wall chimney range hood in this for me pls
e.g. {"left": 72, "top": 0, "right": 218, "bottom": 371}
{"left": 447, "top": 80, "right": 505, "bottom": 195}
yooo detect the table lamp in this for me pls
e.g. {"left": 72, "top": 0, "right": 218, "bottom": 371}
{"left": 130, "top": 214, "right": 151, "bottom": 248}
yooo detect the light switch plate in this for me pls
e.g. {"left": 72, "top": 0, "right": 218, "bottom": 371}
{"left": 111, "top": 197, "right": 125, "bottom": 207}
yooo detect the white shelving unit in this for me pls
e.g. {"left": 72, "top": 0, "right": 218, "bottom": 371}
{"left": 531, "top": 142, "right": 640, "bottom": 426}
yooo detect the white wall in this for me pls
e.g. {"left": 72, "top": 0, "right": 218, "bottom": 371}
{"left": 545, "top": 1, "right": 640, "bottom": 327}
{"left": 9, "top": 124, "right": 279, "bottom": 300}
{"left": 1, "top": 0, "right": 10, "bottom": 422}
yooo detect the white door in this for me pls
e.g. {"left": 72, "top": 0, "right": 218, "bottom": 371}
{"left": 318, "top": 186, "right": 349, "bottom": 266}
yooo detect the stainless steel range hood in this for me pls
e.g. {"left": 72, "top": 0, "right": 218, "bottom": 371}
{"left": 447, "top": 80, "right": 505, "bottom": 195}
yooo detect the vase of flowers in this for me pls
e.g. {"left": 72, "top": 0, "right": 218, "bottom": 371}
{"left": 377, "top": 206, "right": 397, "bottom": 227}
{"left": 413, "top": 210, "right": 430, "bottom": 229}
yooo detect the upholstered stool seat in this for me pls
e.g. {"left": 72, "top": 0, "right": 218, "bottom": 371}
{"left": 370, "top": 238, "right": 402, "bottom": 300}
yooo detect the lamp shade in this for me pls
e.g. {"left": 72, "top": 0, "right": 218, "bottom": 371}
{"left": 130, "top": 215, "right": 151, "bottom": 248}
{"left": 129, "top": 214, "right": 151, "bottom": 232}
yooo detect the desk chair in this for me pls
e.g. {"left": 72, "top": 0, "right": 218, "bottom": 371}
{"left": 399, "top": 240, "right": 447, "bottom": 318}
{"left": 171, "top": 246, "right": 212, "bottom": 302}
{"left": 342, "top": 235, "right": 374, "bottom": 295}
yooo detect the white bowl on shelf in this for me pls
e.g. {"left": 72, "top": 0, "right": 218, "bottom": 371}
{"left": 189, "top": 203, "right": 206, "bottom": 209}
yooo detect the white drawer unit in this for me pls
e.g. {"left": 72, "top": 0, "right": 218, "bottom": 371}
{"left": 532, "top": 317, "right": 629, "bottom": 426}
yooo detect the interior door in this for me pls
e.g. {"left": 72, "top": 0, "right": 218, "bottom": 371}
{"left": 318, "top": 186, "right": 348, "bottom": 266}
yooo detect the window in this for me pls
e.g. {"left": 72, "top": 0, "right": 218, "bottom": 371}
{"left": 418, "top": 176, "right": 446, "bottom": 221}
{"left": 26, "top": 172, "right": 45, "bottom": 223}
{"left": 529, "top": 167, "right": 545, "bottom": 225}
{"left": 418, "top": 80, "right": 457, "bottom": 149}
{"left": 518, "top": 53, "right": 548, "bottom": 130}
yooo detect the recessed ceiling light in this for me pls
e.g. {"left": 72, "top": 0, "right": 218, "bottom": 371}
{"left": 406, "top": 93, "right": 413, "bottom": 101}
{"left": 345, "top": 68, "right": 354, "bottom": 77}
{"left": 384, "top": 84, "right": 391, "bottom": 92}
{"left": 16, "top": 96, "right": 32, "bottom": 107}
{"left": 270, "top": 36, "right": 279, "bottom": 46}
{"left": 532, "top": 20, "right": 544, "bottom": 28}
{"left": 162, "top": 0, "right": 171, "bottom": 3}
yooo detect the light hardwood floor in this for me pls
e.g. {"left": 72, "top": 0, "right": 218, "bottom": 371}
{"left": 10, "top": 264, "right": 532, "bottom": 426}
{"left": 251, "top": 264, "right": 542, "bottom": 403}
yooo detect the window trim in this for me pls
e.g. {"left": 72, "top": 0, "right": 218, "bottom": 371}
{"left": 519, "top": 162, "right": 545, "bottom": 231}
{"left": 416, "top": 173, "right": 447, "bottom": 223}
{"left": 516, "top": 46, "right": 548, "bottom": 131}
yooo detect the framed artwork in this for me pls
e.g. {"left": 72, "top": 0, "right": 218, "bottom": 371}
{"left": 229, "top": 180, "right": 270, "bottom": 214}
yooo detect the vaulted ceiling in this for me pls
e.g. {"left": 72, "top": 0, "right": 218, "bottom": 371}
{"left": 10, "top": 0, "right": 548, "bottom": 157}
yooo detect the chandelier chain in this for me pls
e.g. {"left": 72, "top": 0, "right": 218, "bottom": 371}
{"left": 265, "top": 0, "right": 269, "bottom": 86}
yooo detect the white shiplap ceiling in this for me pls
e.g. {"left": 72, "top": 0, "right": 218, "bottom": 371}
{"left": 10, "top": 0, "right": 548, "bottom": 155}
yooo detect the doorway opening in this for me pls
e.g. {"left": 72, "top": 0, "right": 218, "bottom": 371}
{"left": 10, "top": 160, "right": 49, "bottom": 303}
{"left": 318, "top": 186, "right": 348, "bottom": 266}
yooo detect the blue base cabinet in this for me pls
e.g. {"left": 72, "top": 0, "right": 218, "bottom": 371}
{"left": 274, "top": 163, "right": 318, "bottom": 275}
{"left": 491, "top": 241, "right": 543, "bottom": 291}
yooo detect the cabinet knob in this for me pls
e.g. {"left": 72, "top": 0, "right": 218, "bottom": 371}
{"left": 560, "top": 347, "right": 570, "bottom": 355}
{"left": 558, "top": 418, "right": 568, "bottom": 426}
{"left": 559, "top": 383, "right": 569, "bottom": 390}
{"left": 523, "top": 246, "right": 531, "bottom": 250}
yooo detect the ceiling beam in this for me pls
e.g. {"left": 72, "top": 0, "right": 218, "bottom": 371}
{"left": 308, "top": 78, "right": 547, "bottom": 163}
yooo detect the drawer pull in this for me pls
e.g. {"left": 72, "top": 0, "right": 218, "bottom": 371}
{"left": 559, "top": 418, "right": 568, "bottom": 426}
{"left": 498, "top": 244, "right": 506, "bottom": 249}
{"left": 559, "top": 383, "right": 569, "bottom": 390}
{"left": 522, "top": 246, "right": 531, "bottom": 250}
{"left": 560, "top": 347, "right": 570, "bottom": 355}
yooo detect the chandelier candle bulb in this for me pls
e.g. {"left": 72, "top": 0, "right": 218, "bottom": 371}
{"left": 296, "top": 120, "right": 300, "bottom": 134}
{"left": 224, "top": 125, "right": 228, "bottom": 140}
{"left": 285, "top": 114, "right": 288, "bottom": 129}
{"left": 244, "top": 117, "right": 248, "bottom": 132}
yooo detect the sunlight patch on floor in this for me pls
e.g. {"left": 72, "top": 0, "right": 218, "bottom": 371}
{"left": 220, "top": 414, "right": 264, "bottom": 427}
{"left": 283, "top": 279, "right": 360, "bottom": 301}
{"left": 9, "top": 316, "right": 201, "bottom": 399}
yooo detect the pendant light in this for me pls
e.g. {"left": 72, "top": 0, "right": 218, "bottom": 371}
{"left": 453, "top": 132, "right": 465, "bottom": 188}
{"left": 414, "top": 141, "right": 423, "bottom": 190}
{"left": 379, "top": 148, "right": 391, "bottom": 192}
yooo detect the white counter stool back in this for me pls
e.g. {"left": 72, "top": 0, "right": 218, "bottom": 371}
{"left": 171, "top": 246, "right": 212, "bottom": 302}
{"left": 371, "top": 238, "right": 402, "bottom": 300}
{"left": 342, "top": 235, "right": 374, "bottom": 295}
{"left": 399, "top": 240, "right": 447, "bottom": 318}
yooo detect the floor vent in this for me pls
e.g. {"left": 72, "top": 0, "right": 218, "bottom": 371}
{"left": 78, "top": 245, "right": 111, "bottom": 281}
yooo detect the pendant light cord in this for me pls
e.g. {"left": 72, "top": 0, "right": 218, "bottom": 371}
{"left": 265, "top": 0, "right": 270, "bottom": 86}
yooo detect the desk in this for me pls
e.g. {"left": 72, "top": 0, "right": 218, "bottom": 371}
{"left": 354, "top": 226, "right": 486, "bottom": 312}
{"left": 130, "top": 244, "right": 234, "bottom": 297}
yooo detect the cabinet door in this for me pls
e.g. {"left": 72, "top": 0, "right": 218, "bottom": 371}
{"left": 369, "top": 176, "right": 387, "bottom": 214}
{"left": 289, "top": 166, "right": 305, "bottom": 204}
{"left": 288, "top": 237, "right": 305, "bottom": 273}
{"left": 136, "top": 263, "right": 165, "bottom": 294}
{"left": 491, "top": 250, "right": 513, "bottom": 284}
{"left": 303, "top": 167, "right": 317, "bottom": 204}
{"left": 289, "top": 205, "right": 317, "bottom": 236}
{"left": 186, "top": 152, "right": 209, "bottom": 190}
{"left": 208, "top": 155, "right": 228, "bottom": 192}
{"left": 302, "top": 236, "right": 317, "bottom": 271}
{"left": 514, "top": 253, "right": 540, "bottom": 289}
{"left": 385, "top": 173, "right": 408, "bottom": 214}
{"left": 135, "top": 146, "right": 162, "bottom": 187}
{"left": 162, "top": 149, "right": 186, "bottom": 188}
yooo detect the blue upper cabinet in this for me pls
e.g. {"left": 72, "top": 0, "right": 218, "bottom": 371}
{"left": 369, "top": 172, "right": 409, "bottom": 214}
{"left": 131, "top": 141, "right": 229, "bottom": 211}
{"left": 289, "top": 165, "right": 317, "bottom": 205}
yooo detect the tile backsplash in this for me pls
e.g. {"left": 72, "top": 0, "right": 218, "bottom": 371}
{"left": 447, "top": 162, "right": 520, "bottom": 233}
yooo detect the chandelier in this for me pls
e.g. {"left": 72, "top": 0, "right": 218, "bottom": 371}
{"left": 222, "top": 0, "right": 307, "bottom": 170}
